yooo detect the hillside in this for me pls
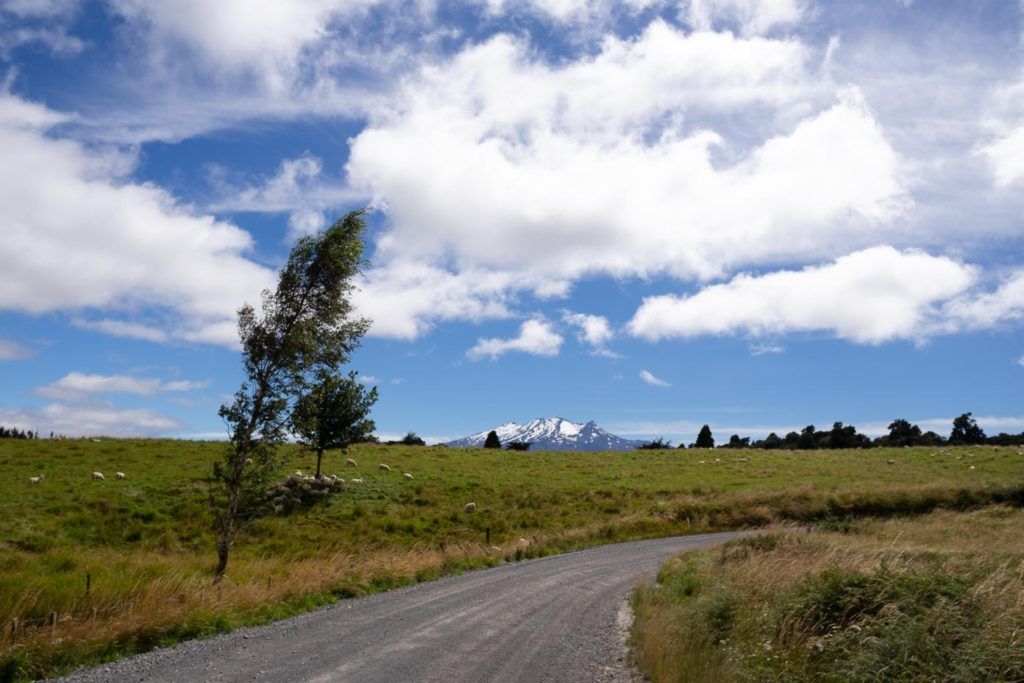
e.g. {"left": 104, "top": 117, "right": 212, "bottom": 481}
{"left": 2, "top": 439, "right": 1024, "bottom": 679}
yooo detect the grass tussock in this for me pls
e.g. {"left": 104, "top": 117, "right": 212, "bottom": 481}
{"left": 630, "top": 506, "right": 1024, "bottom": 682}
{"left": 2, "top": 439, "right": 1023, "bottom": 679}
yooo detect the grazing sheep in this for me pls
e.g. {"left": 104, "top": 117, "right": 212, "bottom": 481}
{"left": 29, "top": 475, "right": 43, "bottom": 485}
{"left": 346, "top": 458, "right": 357, "bottom": 467}
{"left": 403, "top": 472, "right": 414, "bottom": 480}
{"left": 736, "top": 458, "right": 749, "bottom": 463}
{"left": 115, "top": 472, "right": 126, "bottom": 480}
{"left": 294, "top": 470, "right": 304, "bottom": 477}
{"left": 379, "top": 464, "right": 391, "bottom": 472}
{"left": 91, "top": 472, "right": 105, "bottom": 481}
{"left": 350, "top": 478, "right": 363, "bottom": 484}
{"left": 244, "top": 458, "right": 253, "bottom": 465}
{"left": 90, "top": 438, "right": 101, "bottom": 443}
{"left": 465, "top": 502, "right": 477, "bottom": 512}
{"left": 698, "top": 460, "right": 706, "bottom": 464}
{"left": 887, "top": 459, "right": 896, "bottom": 464}
{"left": 714, "top": 458, "right": 721, "bottom": 463}
{"left": 970, "top": 465, "right": 976, "bottom": 470}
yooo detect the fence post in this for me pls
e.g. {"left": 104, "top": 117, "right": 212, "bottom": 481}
{"left": 50, "top": 611, "right": 57, "bottom": 634}
{"left": 86, "top": 573, "right": 91, "bottom": 595}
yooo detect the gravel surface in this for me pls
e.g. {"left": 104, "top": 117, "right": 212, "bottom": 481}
{"left": 57, "top": 531, "right": 750, "bottom": 683}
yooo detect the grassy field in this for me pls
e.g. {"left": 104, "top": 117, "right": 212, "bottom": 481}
{"left": 630, "top": 506, "right": 1024, "bottom": 681}
{"left": 2, "top": 439, "right": 1023, "bottom": 680}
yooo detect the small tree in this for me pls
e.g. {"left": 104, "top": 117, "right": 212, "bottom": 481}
{"left": 949, "top": 412, "right": 986, "bottom": 445}
{"left": 292, "top": 371, "right": 378, "bottom": 479}
{"left": 484, "top": 430, "right": 502, "bottom": 449}
{"left": 211, "top": 210, "right": 370, "bottom": 580}
{"left": 402, "top": 432, "right": 426, "bottom": 446}
{"left": 694, "top": 424, "right": 714, "bottom": 449}
{"left": 637, "top": 437, "right": 673, "bottom": 450}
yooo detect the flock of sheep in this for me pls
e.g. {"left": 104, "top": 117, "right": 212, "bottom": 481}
{"left": 28, "top": 455, "right": 481, "bottom": 513}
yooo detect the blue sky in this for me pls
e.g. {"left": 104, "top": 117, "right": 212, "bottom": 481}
{"left": 1, "top": 0, "right": 1022, "bottom": 444}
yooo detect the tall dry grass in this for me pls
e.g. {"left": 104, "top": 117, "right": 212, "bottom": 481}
{"left": 631, "top": 506, "right": 1024, "bottom": 682}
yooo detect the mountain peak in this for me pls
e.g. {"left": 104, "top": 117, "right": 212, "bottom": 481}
{"left": 446, "top": 417, "right": 644, "bottom": 451}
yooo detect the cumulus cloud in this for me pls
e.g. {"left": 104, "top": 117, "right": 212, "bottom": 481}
{"left": 684, "top": 0, "right": 807, "bottom": 36}
{"left": 942, "top": 269, "right": 1024, "bottom": 330}
{"left": 0, "top": 92, "right": 275, "bottom": 347}
{"left": 562, "top": 310, "right": 617, "bottom": 356}
{"left": 349, "top": 24, "right": 905, "bottom": 294}
{"left": 467, "top": 318, "right": 564, "bottom": 360}
{"left": 0, "top": 337, "right": 31, "bottom": 360}
{"left": 36, "top": 372, "right": 208, "bottom": 400}
{"left": 627, "top": 246, "right": 976, "bottom": 344}
{"left": 639, "top": 369, "right": 671, "bottom": 386}
{"left": 0, "top": 403, "right": 182, "bottom": 437}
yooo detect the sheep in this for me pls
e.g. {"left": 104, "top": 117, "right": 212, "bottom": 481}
{"left": 244, "top": 458, "right": 253, "bottom": 465}
{"left": 345, "top": 458, "right": 357, "bottom": 467}
{"left": 403, "top": 472, "right": 414, "bottom": 480}
{"left": 90, "top": 438, "right": 101, "bottom": 443}
{"left": 350, "top": 478, "right": 363, "bottom": 484}
{"left": 116, "top": 472, "right": 126, "bottom": 480}
{"left": 91, "top": 472, "right": 105, "bottom": 481}
{"left": 294, "top": 470, "right": 304, "bottom": 477}
{"left": 464, "top": 502, "right": 477, "bottom": 512}
{"left": 378, "top": 463, "right": 391, "bottom": 472}
{"left": 969, "top": 465, "right": 976, "bottom": 470}
{"left": 28, "top": 474, "right": 43, "bottom": 485}
{"left": 886, "top": 459, "right": 896, "bottom": 465}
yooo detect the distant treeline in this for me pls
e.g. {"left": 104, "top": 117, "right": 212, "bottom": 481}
{"left": 638, "top": 413, "right": 1024, "bottom": 450}
{"left": 0, "top": 426, "right": 40, "bottom": 440}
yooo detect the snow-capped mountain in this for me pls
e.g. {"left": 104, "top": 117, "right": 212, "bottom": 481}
{"left": 446, "top": 417, "right": 646, "bottom": 451}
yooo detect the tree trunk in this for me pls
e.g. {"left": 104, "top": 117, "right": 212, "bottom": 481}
{"left": 316, "top": 447, "right": 324, "bottom": 479}
{"left": 214, "top": 533, "right": 230, "bottom": 581}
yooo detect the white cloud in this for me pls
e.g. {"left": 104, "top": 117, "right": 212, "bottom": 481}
{"left": 942, "top": 269, "right": 1024, "bottom": 330}
{"left": 349, "top": 25, "right": 905, "bottom": 295}
{"left": 0, "top": 403, "right": 182, "bottom": 437}
{"left": 36, "top": 372, "right": 208, "bottom": 400}
{"left": 0, "top": 92, "right": 275, "bottom": 347}
{"left": 639, "top": 369, "right": 671, "bottom": 386}
{"left": 562, "top": 310, "right": 617, "bottom": 356}
{"left": 749, "top": 342, "right": 783, "bottom": 355}
{"left": 0, "top": 337, "right": 31, "bottom": 360}
{"left": 684, "top": 0, "right": 807, "bottom": 36}
{"left": 467, "top": 318, "right": 564, "bottom": 360}
{"left": 1017, "top": 355, "right": 1024, "bottom": 367}
{"left": 980, "top": 125, "right": 1024, "bottom": 188}
{"left": 72, "top": 318, "right": 171, "bottom": 343}
{"left": 352, "top": 261, "right": 522, "bottom": 339}
{"left": 0, "top": 0, "right": 85, "bottom": 56}
{"left": 628, "top": 246, "right": 976, "bottom": 344}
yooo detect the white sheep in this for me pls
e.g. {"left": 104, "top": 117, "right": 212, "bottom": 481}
{"left": 116, "top": 472, "right": 126, "bottom": 480}
{"left": 886, "top": 459, "right": 896, "bottom": 464}
{"left": 294, "top": 470, "right": 304, "bottom": 477}
{"left": 379, "top": 463, "right": 391, "bottom": 472}
{"left": 350, "top": 477, "right": 363, "bottom": 484}
{"left": 464, "top": 502, "right": 477, "bottom": 512}
{"left": 90, "top": 438, "right": 101, "bottom": 443}
{"left": 969, "top": 465, "right": 976, "bottom": 470}
{"left": 91, "top": 472, "right": 105, "bottom": 481}
{"left": 345, "top": 458, "right": 357, "bottom": 467}
{"left": 244, "top": 458, "right": 253, "bottom": 465}
{"left": 29, "top": 474, "right": 43, "bottom": 485}
{"left": 403, "top": 472, "right": 414, "bottom": 480}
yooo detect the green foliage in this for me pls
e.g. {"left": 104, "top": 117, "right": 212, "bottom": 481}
{"left": 400, "top": 432, "right": 426, "bottom": 446}
{"left": 950, "top": 412, "right": 987, "bottom": 445}
{"left": 694, "top": 425, "right": 714, "bottom": 449}
{"left": 638, "top": 437, "right": 673, "bottom": 450}
{"left": 483, "top": 430, "right": 501, "bottom": 449}
{"left": 212, "top": 209, "right": 371, "bottom": 578}
{"left": 292, "top": 371, "right": 377, "bottom": 477}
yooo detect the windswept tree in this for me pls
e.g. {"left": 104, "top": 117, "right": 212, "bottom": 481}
{"left": 211, "top": 210, "right": 371, "bottom": 580}
{"left": 694, "top": 424, "right": 714, "bottom": 449}
{"left": 483, "top": 430, "right": 502, "bottom": 449}
{"left": 402, "top": 432, "right": 426, "bottom": 446}
{"left": 292, "top": 371, "right": 378, "bottom": 479}
{"left": 886, "top": 418, "right": 922, "bottom": 447}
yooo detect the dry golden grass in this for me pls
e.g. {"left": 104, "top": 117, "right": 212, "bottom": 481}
{"left": 631, "top": 507, "right": 1024, "bottom": 682}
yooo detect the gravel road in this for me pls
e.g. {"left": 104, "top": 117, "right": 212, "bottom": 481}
{"left": 58, "top": 531, "right": 750, "bottom": 683}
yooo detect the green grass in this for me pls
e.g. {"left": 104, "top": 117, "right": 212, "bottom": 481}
{"left": 2, "top": 439, "right": 1023, "bottom": 679}
{"left": 630, "top": 507, "right": 1024, "bottom": 682}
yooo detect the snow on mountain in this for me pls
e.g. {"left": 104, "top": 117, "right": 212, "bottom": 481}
{"left": 446, "top": 417, "right": 646, "bottom": 451}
